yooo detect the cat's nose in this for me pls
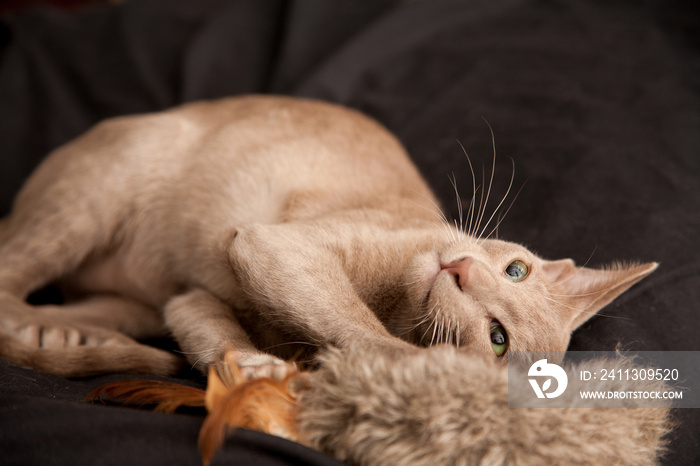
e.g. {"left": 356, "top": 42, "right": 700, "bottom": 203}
{"left": 441, "top": 257, "right": 474, "bottom": 291}
{"left": 441, "top": 257, "right": 494, "bottom": 291}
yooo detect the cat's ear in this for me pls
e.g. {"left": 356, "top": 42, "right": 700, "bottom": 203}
{"left": 541, "top": 259, "right": 658, "bottom": 331}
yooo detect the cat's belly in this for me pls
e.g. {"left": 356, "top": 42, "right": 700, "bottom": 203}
{"left": 64, "top": 250, "right": 177, "bottom": 308}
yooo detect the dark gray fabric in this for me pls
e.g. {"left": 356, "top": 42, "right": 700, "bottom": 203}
{"left": 0, "top": 0, "right": 697, "bottom": 464}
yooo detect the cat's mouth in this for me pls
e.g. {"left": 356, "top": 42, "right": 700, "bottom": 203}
{"left": 423, "top": 261, "right": 465, "bottom": 312}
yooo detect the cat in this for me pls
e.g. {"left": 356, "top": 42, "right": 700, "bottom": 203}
{"left": 0, "top": 95, "right": 657, "bottom": 378}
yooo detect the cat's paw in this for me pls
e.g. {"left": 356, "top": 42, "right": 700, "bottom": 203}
{"left": 224, "top": 351, "right": 296, "bottom": 381}
{"left": 0, "top": 329, "right": 184, "bottom": 377}
{"left": 14, "top": 322, "right": 84, "bottom": 348}
{"left": 13, "top": 322, "right": 133, "bottom": 349}
{"left": 0, "top": 293, "right": 133, "bottom": 349}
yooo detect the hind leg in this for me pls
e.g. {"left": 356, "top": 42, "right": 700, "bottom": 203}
{"left": 7, "top": 293, "right": 168, "bottom": 353}
{"left": 0, "top": 216, "right": 166, "bottom": 374}
{"left": 0, "top": 330, "right": 183, "bottom": 378}
{"left": 0, "top": 120, "right": 174, "bottom": 375}
{"left": 0, "top": 206, "right": 118, "bottom": 348}
{"left": 34, "top": 294, "right": 169, "bottom": 342}
{"left": 0, "top": 114, "right": 150, "bottom": 298}
{"left": 0, "top": 292, "right": 182, "bottom": 377}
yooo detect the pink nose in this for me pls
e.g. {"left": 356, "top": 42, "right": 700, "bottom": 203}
{"left": 441, "top": 257, "right": 474, "bottom": 290}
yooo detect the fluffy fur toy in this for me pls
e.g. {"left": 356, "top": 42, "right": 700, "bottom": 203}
{"left": 89, "top": 346, "right": 674, "bottom": 465}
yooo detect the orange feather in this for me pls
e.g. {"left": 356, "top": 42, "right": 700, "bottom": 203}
{"left": 86, "top": 351, "right": 306, "bottom": 465}
{"left": 85, "top": 379, "right": 206, "bottom": 414}
{"left": 199, "top": 359, "right": 305, "bottom": 465}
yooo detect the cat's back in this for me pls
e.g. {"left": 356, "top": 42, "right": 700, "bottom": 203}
{"left": 161, "top": 95, "right": 437, "bottom": 223}
{"left": 15, "top": 95, "right": 437, "bottom": 228}
{"left": 175, "top": 95, "right": 426, "bottom": 187}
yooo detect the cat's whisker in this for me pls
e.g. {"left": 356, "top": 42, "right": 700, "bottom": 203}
{"left": 437, "top": 219, "right": 460, "bottom": 246}
{"left": 552, "top": 247, "right": 599, "bottom": 287}
{"left": 473, "top": 120, "right": 497, "bottom": 240}
{"left": 407, "top": 196, "right": 456, "bottom": 244}
{"left": 438, "top": 315, "right": 449, "bottom": 344}
{"left": 430, "top": 318, "right": 439, "bottom": 347}
{"left": 409, "top": 189, "right": 450, "bottom": 222}
{"left": 174, "top": 347, "right": 219, "bottom": 371}
{"left": 543, "top": 295, "right": 632, "bottom": 321}
{"left": 469, "top": 186, "right": 484, "bottom": 238}
{"left": 429, "top": 308, "right": 442, "bottom": 347}
{"left": 411, "top": 195, "right": 450, "bottom": 237}
{"left": 437, "top": 228, "right": 457, "bottom": 249}
{"left": 465, "top": 196, "right": 477, "bottom": 238}
{"left": 398, "top": 275, "right": 430, "bottom": 288}
{"left": 481, "top": 180, "right": 526, "bottom": 243}
{"left": 436, "top": 216, "right": 458, "bottom": 245}
{"left": 440, "top": 316, "right": 446, "bottom": 345}
{"left": 394, "top": 309, "right": 435, "bottom": 337}
{"left": 394, "top": 323, "right": 422, "bottom": 337}
{"left": 189, "top": 348, "right": 218, "bottom": 370}
{"left": 550, "top": 273, "right": 649, "bottom": 300}
{"left": 550, "top": 288, "right": 616, "bottom": 298}
{"left": 448, "top": 173, "right": 465, "bottom": 235}
{"left": 543, "top": 295, "right": 583, "bottom": 313}
{"left": 407, "top": 191, "right": 452, "bottom": 228}
{"left": 419, "top": 301, "right": 440, "bottom": 345}
{"left": 409, "top": 309, "right": 438, "bottom": 325}
{"left": 446, "top": 318, "right": 454, "bottom": 346}
{"left": 445, "top": 319, "right": 452, "bottom": 344}
{"left": 261, "top": 341, "right": 321, "bottom": 351}
{"left": 175, "top": 348, "right": 218, "bottom": 355}
{"left": 477, "top": 157, "right": 516, "bottom": 242}
{"left": 456, "top": 139, "right": 479, "bottom": 238}
{"left": 433, "top": 321, "right": 439, "bottom": 346}
{"left": 581, "top": 310, "right": 632, "bottom": 321}
{"left": 473, "top": 169, "right": 486, "bottom": 238}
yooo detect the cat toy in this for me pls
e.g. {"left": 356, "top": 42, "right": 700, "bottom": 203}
{"left": 88, "top": 346, "right": 674, "bottom": 465}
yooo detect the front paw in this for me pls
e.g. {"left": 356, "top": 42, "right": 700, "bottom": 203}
{"left": 223, "top": 351, "right": 296, "bottom": 381}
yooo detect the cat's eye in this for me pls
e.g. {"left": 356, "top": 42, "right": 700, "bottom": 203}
{"left": 505, "top": 260, "right": 529, "bottom": 282}
{"left": 490, "top": 323, "right": 508, "bottom": 357}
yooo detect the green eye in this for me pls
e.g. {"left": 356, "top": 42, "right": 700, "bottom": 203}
{"left": 490, "top": 324, "right": 508, "bottom": 357}
{"left": 505, "top": 260, "right": 529, "bottom": 282}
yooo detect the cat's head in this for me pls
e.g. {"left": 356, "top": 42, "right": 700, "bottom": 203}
{"left": 392, "top": 233, "right": 657, "bottom": 360}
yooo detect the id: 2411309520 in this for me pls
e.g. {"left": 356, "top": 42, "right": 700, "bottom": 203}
{"left": 581, "top": 368, "right": 679, "bottom": 381}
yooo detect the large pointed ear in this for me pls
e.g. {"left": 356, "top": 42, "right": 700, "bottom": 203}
{"left": 541, "top": 259, "right": 658, "bottom": 331}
